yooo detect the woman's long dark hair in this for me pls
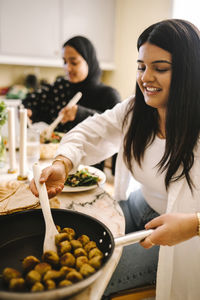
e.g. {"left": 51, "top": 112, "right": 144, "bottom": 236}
{"left": 123, "top": 19, "right": 200, "bottom": 190}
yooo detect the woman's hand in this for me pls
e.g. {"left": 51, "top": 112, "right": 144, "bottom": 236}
{"left": 27, "top": 109, "right": 32, "bottom": 118}
{"left": 140, "top": 213, "right": 198, "bottom": 248}
{"left": 30, "top": 157, "right": 73, "bottom": 198}
{"left": 60, "top": 105, "right": 78, "bottom": 123}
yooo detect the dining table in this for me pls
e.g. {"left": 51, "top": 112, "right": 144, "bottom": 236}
{"left": 0, "top": 153, "right": 125, "bottom": 300}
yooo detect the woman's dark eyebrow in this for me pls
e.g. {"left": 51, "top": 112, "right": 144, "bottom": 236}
{"left": 137, "top": 59, "right": 172, "bottom": 64}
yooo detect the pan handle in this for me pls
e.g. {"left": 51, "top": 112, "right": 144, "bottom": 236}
{"left": 114, "top": 229, "right": 154, "bottom": 247}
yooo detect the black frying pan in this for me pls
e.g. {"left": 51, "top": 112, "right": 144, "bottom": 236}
{"left": 0, "top": 209, "right": 153, "bottom": 299}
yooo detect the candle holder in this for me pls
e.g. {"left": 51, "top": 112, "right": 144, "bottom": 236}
{"left": 17, "top": 174, "right": 28, "bottom": 181}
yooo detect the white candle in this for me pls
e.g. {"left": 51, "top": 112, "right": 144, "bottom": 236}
{"left": 18, "top": 109, "right": 27, "bottom": 178}
{"left": 7, "top": 107, "right": 17, "bottom": 172}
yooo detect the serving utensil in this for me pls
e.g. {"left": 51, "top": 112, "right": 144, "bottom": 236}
{"left": 33, "top": 163, "right": 58, "bottom": 253}
{"left": 40, "top": 91, "right": 82, "bottom": 141}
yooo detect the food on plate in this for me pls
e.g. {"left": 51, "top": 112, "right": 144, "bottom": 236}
{"left": 65, "top": 168, "right": 100, "bottom": 187}
{"left": 1, "top": 226, "right": 103, "bottom": 292}
{"left": 40, "top": 131, "right": 62, "bottom": 144}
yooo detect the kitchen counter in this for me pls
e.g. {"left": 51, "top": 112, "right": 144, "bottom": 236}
{"left": 0, "top": 158, "right": 125, "bottom": 299}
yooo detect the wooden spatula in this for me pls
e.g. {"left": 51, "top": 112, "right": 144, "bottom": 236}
{"left": 33, "top": 163, "right": 58, "bottom": 253}
{"left": 40, "top": 91, "right": 82, "bottom": 141}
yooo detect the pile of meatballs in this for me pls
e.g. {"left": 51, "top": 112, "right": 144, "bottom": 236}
{"left": 2, "top": 226, "right": 103, "bottom": 292}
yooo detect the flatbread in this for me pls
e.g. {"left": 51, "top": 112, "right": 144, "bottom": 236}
{"left": 0, "top": 181, "right": 60, "bottom": 215}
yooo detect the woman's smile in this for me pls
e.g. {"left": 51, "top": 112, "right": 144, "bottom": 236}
{"left": 143, "top": 85, "right": 162, "bottom": 95}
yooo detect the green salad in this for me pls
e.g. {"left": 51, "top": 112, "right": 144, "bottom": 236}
{"left": 65, "top": 168, "right": 100, "bottom": 187}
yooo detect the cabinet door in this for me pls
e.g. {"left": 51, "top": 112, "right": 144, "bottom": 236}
{"left": 61, "top": 0, "right": 116, "bottom": 65}
{"left": 0, "top": 0, "right": 60, "bottom": 58}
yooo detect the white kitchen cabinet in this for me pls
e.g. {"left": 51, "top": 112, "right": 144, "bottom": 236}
{"left": 0, "top": 0, "right": 61, "bottom": 58}
{"left": 0, "top": 0, "right": 116, "bottom": 70}
{"left": 61, "top": 0, "right": 116, "bottom": 69}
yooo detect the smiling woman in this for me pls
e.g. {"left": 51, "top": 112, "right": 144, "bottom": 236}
{"left": 29, "top": 19, "right": 200, "bottom": 300}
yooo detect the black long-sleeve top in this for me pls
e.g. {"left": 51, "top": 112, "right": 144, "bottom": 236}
{"left": 23, "top": 77, "right": 121, "bottom": 133}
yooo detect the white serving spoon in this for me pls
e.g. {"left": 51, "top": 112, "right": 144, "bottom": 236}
{"left": 33, "top": 163, "right": 59, "bottom": 253}
{"left": 41, "top": 91, "right": 82, "bottom": 141}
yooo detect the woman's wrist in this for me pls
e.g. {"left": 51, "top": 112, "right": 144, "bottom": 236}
{"left": 52, "top": 156, "right": 73, "bottom": 179}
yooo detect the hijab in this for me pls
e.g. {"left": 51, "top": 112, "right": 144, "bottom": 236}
{"left": 63, "top": 36, "right": 102, "bottom": 85}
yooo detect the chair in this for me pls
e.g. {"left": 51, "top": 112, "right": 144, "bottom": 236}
{"left": 103, "top": 244, "right": 159, "bottom": 300}
{"left": 110, "top": 285, "right": 156, "bottom": 300}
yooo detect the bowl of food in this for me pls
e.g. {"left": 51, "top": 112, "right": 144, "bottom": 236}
{"left": 40, "top": 132, "right": 64, "bottom": 160}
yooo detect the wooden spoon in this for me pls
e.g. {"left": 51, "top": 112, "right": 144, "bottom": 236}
{"left": 33, "top": 163, "right": 58, "bottom": 253}
{"left": 40, "top": 91, "right": 82, "bottom": 141}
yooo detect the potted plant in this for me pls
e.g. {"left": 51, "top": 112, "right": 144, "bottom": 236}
{"left": 0, "top": 101, "right": 7, "bottom": 167}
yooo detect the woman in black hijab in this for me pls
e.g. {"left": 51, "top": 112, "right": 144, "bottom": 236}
{"left": 23, "top": 36, "right": 121, "bottom": 133}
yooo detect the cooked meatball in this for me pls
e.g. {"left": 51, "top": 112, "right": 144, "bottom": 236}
{"left": 31, "top": 282, "right": 44, "bottom": 292}
{"left": 55, "top": 232, "right": 69, "bottom": 245}
{"left": 89, "top": 255, "right": 103, "bottom": 269}
{"left": 26, "top": 270, "right": 41, "bottom": 286}
{"left": 88, "top": 247, "right": 103, "bottom": 259}
{"left": 74, "top": 247, "right": 87, "bottom": 258}
{"left": 66, "top": 270, "right": 83, "bottom": 282}
{"left": 22, "top": 256, "right": 40, "bottom": 272}
{"left": 60, "top": 266, "right": 74, "bottom": 277}
{"left": 2, "top": 267, "right": 21, "bottom": 283}
{"left": 56, "top": 225, "right": 61, "bottom": 233}
{"left": 84, "top": 241, "right": 97, "bottom": 253}
{"left": 70, "top": 239, "right": 82, "bottom": 250}
{"left": 60, "top": 252, "right": 75, "bottom": 267}
{"left": 43, "top": 270, "right": 62, "bottom": 282}
{"left": 44, "top": 279, "right": 56, "bottom": 290}
{"left": 76, "top": 256, "right": 89, "bottom": 270}
{"left": 77, "top": 234, "right": 90, "bottom": 246}
{"left": 34, "top": 262, "right": 52, "bottom": 276}
{"left": 9, "top": 278, "right": 25, "bottom": 291}
{"left": 42, "top": 251, "right": 59, "bottom": 267}
{"left": 80, "top": 263, "right": 95, "bottom": 277}
{"left": 61, "top": 227, "right": 75, "bottom": 240}
{"left": 58, "top": 279, "right": 72, "bottom": 287}
{"left": 57, "top": 240, "right": 72, "bottom": 255}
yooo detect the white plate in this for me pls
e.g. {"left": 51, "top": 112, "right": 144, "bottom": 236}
{"left": 62, "top": 165, "right": 106, "bottom": 192}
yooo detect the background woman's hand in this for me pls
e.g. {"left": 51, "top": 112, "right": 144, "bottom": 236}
{"left": 60, "top": 105, "right": 78, "bottom": 123}
{"left": 27, "top": 108, "right": 32, "bottom": 118}
{"left": 30, "top": 164, "right": 66, "bottom": 199}
{"left": 140, "top": 213, "right": 198, "bottom": 248}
